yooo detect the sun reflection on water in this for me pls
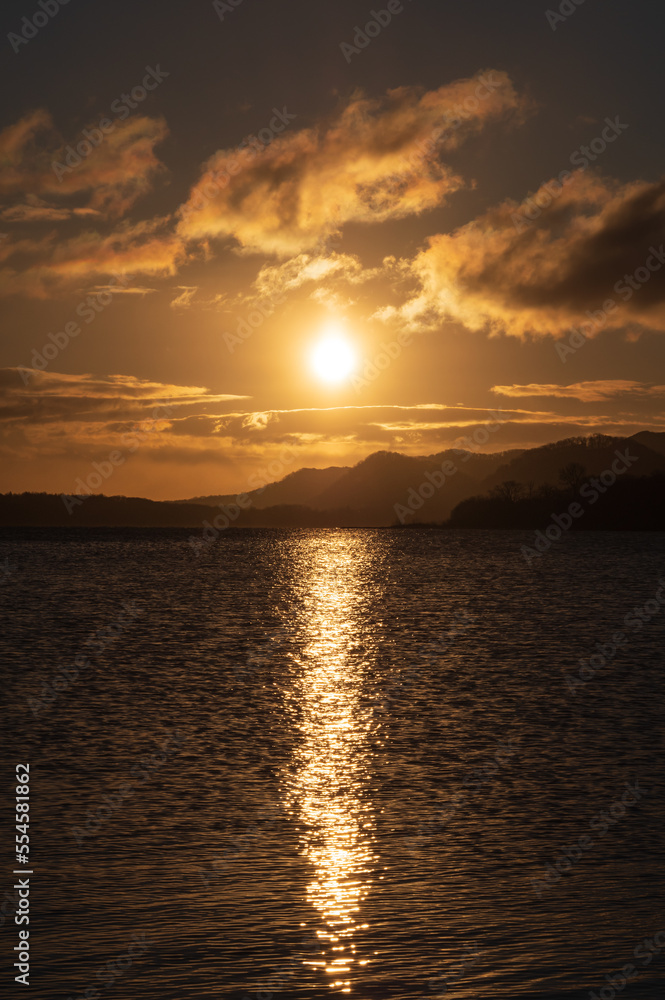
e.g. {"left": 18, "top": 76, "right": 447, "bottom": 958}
{"left": 283, "top": 535, "right": 379, "bottom": 992}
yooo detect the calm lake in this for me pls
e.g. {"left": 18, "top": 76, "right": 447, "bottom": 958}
{"left": 3, "top": 528, "right": 665, "bottom": 999}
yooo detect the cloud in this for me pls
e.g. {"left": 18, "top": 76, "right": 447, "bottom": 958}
{"left": 0, "top": 200, "right": 102, "bottom": 223}
{"left": 0, "top": 75, "right": 525, "bottom": 298}
{"left": 0, "top": 217, "right": 185, "bottom": 298}
{"left": 384, "top": 173, "right": 665, "bottom": 338}
{"left": 0, "top": 110, "right": 169, "bottom": 219}
{"left": 0, "top": 370, "right": 248, "bottom": 426}
{"left": 159, "top": 402, "right": 665, "bottom": 459}
{"left": 492, "top": 380, "right": 665, "bottom": 401}
{"left": 177, "top": 72, "right": 527, "bottom": 256}
{"left": 3, "top": 374, "right": 665, "bottom": 495}
{"left": 170, "top": 286, "right": 198, "bottom": 309}
{"left": 252, "top": 251, "right": 379, "bottom": 301}
{"left": 90, "top": 283, "right": 157, "bottom": 296}
{"left": 0, "top": 110, "right": 180, "bottom": 297}
{"left": 5, "top": 377, "right": 661, "bottom": 449}
{"left": 207, "top": 403, "right": 555, "bottom": 446}
{"left": 169, "top": 285, "right": 228, "bottom": 310}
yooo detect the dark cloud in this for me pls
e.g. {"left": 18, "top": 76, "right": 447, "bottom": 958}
{"left": 386, "top": 173, "right": 665, "bottom": 338}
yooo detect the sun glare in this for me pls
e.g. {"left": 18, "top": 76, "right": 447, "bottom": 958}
{"left": 310, "top": 327, "right": 357, "bottom": 384}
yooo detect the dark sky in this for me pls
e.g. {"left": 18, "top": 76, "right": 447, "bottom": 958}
{"left": 3, "top": 0, "right": 661, "bottom": 178}
{"left": 0, "top": 2, "right": 657, "bottom": 179}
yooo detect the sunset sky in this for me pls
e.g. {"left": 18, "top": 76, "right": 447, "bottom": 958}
{"left": 2, "top": 0, "right": 665, "bottom": 499}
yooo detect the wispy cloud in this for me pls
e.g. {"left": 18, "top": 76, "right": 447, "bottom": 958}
{"left": 170, "top": 285, "right": 198, "bottom": 309}
{"left": 177, "top": 72, "right": 528, "bottom": 256}
{"left": 0, "top": 217, "right": 185, "bottom": 298}
{"left": 0, "top": 200, "right": 102, "bottom": 223}
{"left": 252, "top": 251, "right": 378, "bottom": 299}
{"left": 0, "top": 110, "right": 169, "bottom": 218}
{"left": 492, "top": 380, "right": 665, "bottom": 401}
{"left": 0, "top": 370, "right": 248, "bottom": 427}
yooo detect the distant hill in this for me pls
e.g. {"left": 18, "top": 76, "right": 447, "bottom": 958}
{"left": 631, "top": 430, "right": 665, "bottom": 457}
{"left": 0, "top": 493, "right": 369, "bottom": 529}
{"left": 306, "top": 448, "right": 523, "bottom": 523}
{"left": 0, "top": 493, "right": 220, "bottom": 528}
{"left": 480, "top": 434, "right": 665, "bottom": 492}
{"left": 447, "top": 471, "right": 665, "bottom": 532}
{"left": 444, "top": 432, "right": 665, "bottom": 532}
{"left": 2, "top": 432, "right": 665, "bottom": 528}
{"left": 180, "top": 465, "right": 349, "bottom": 510}
{"left": 178, "top": 448, "right": 524, "bottom": 526}
{"left": 443, "top": 448, "right": 524, "bottom": 482}
{"left": 180, "top": 451, "right": 522, "bottom": 516}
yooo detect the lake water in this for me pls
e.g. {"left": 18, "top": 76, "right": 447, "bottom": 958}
{"left": 2, "top": 528, "right": 665, "bottom": 999}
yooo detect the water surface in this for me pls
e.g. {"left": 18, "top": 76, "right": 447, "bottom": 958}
{"left": 2, "top": 528, "right": 664, "bottom": 998}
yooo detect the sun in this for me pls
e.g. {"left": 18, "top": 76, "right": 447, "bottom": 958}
{"left": 309, "top": 326, "right": 357, "bottom": 384}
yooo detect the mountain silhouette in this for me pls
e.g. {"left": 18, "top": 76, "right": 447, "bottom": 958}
{"left": 1, "top": 431, "right": 664, "bottom": 527}
{"left": 630, "top": 430, "right": 665, "bottom": 457}
{"left": 480, "top": 433, "right": 665, "bottom": 492}
{"left": 180, "top": 465, "right": 349, "bottom": 510}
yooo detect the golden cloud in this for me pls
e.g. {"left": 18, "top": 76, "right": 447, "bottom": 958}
{"left": 0, "top": 370, "right": 248, "bottom": 426}
{"left": 177, "top": 72, "right": 528, "bottom": 256}
{"left": 0, "top": 200, "right": 102, "bottom": 223}
{"left": 492, "top": 380, "right": 665, "bottom": 401}
{"left": 254, "top": 252, "right": 365, "bottom": 292}
{"left": 170, "top": 285, "right": 198, "bottom": 309}
{"left": 0, "top": 75, "right": 526, "bottom": 299}
{"left": 0, "top": 110, "right": 169, "bottom": 218}
{"left": 207, "top": 403, "right": 572, "bottom": 446}
{"left": 0, "top": 217, "right": 185, "bottom": 298}
{"left": 384, "top": 173, "right": 665, "bottom": 338}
